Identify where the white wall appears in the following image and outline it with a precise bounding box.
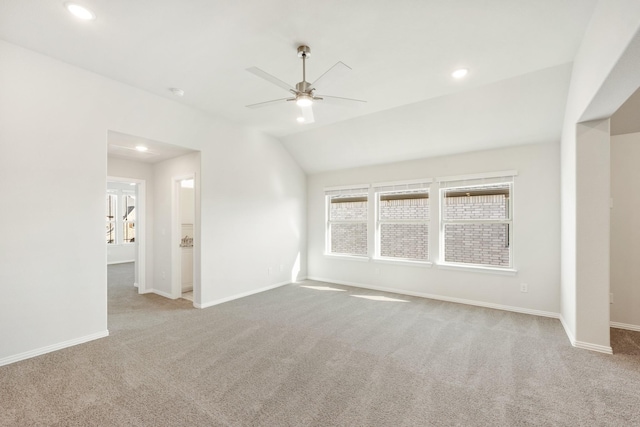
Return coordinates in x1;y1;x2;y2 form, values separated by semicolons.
559;0;640;351
200;126;308;305
180;186;195;225
575;119;611;350
106;244;135;265
107;157;155;282
0;40;306;365
307;143;560;315
610;131;640;329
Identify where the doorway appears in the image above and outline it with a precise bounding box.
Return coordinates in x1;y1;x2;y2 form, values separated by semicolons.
106;177;146;293
609;87;640;333
173;174;196;301
107;130;201;308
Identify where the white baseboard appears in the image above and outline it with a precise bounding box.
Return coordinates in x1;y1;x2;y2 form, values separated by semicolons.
195;280;291;309
148;289;175;299
573;340;613;354
308;277;618;354
611;321;640;332
0;330;109;367
107;260;135;265
306;276;559;319
559;314;613;354
559;314;576;345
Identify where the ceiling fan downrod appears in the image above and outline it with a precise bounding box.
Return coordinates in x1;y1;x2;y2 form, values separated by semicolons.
296;45;312;94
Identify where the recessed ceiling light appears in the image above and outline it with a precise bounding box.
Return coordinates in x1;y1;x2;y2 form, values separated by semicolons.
170;88;185;97
135;146;148;152
64;3;96;20
452;68;469;79
296;117;305;123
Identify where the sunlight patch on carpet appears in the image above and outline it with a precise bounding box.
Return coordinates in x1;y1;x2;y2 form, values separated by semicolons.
351;295;409;302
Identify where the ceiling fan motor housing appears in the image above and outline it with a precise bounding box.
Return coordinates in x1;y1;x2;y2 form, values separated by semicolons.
296;81;312;93
297;45;311;58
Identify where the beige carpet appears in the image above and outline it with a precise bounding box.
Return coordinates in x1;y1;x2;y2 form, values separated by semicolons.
1;262;640;426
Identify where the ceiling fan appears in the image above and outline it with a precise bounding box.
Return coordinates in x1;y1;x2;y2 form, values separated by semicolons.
246;45;366;124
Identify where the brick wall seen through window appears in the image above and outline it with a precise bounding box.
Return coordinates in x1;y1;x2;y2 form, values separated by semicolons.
442;184;511;267
378;193;429;261
329;198;368;256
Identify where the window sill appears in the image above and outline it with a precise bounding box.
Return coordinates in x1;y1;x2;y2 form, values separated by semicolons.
373;257;432;268
437;263;517;276
323;253;370;262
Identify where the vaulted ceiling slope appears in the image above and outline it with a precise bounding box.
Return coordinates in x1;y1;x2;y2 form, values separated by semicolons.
0;1;597;172
283;64;573;173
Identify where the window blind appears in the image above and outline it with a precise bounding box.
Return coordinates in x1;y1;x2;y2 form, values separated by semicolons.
373;179;431;193
438;171;516;189
324;185;370;196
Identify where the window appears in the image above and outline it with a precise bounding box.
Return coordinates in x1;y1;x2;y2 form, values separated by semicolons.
374;181;431;262
325;185;369;256
106;188;136;245
439;173;514;268
106;193;117;244
122;193;136;243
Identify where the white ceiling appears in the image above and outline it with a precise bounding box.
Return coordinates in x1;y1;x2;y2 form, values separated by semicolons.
108;131;196;164
0;0;598;172
283;63;573;173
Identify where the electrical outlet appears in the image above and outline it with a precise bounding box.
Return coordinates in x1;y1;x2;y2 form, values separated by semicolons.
161;271;166;279
267;267;272;276
520;283;528;293
610;293;614;304
279;264;284;272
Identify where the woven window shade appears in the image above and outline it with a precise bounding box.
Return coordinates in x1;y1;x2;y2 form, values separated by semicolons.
438;172;515;189
445;194;506;205
325;185;369;196
380;198;428;206
373;180;431;193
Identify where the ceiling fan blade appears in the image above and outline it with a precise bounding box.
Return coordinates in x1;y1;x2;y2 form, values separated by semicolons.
311;61;352;91
246;67;296;93
301;105;315;124
246;98;291;109
315;95;367;105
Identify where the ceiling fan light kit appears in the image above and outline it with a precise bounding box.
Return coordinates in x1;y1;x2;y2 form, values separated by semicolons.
246;45;366;124
295;94;313;107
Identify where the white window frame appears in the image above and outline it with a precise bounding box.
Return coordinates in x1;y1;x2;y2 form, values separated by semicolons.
324;185;370;259
106;188;136;246
121;192;136;244
106;191;118;245
438;171;516;272
373;179;432;264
